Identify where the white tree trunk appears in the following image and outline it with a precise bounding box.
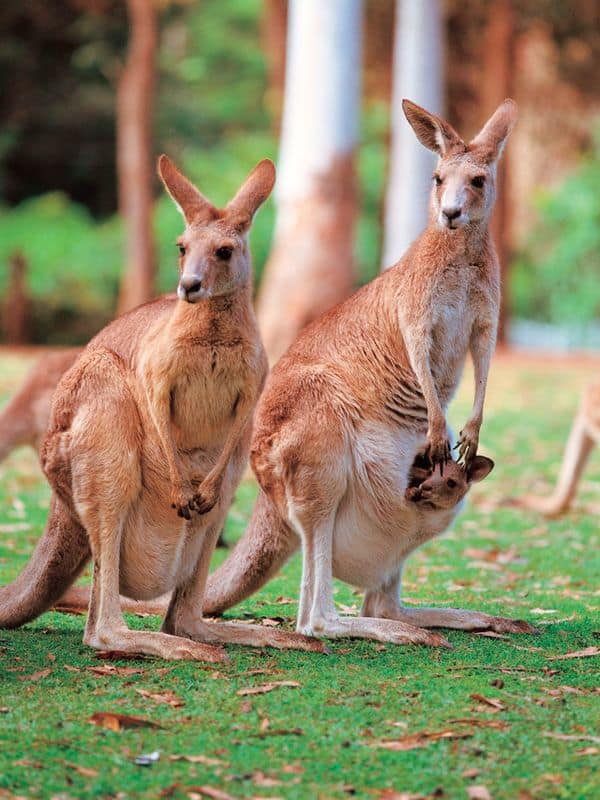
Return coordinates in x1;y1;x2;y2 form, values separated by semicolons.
257;0;362;363
382;0;443;269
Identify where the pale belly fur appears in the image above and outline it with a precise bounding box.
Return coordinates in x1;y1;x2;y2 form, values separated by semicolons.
331;423;460;591
117;434;241;600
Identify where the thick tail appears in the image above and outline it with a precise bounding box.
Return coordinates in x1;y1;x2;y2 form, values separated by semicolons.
0;494;90;628
203;489;300;616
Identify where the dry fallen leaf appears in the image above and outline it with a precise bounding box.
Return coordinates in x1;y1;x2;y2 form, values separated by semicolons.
462;768;481;779
88;665;145;677
13;758;43;769
543;732;600;744
370;729;472;751
88;712;161;732
467;787;492;800
95;649;151;661
547;646;599;661
575;747;598;756
281;764;304;775
64;761;99;778
169;754;227;766
252;770;282;787
236;680;301;696
135;688;185;708
187;787;237;800
448;718;510;731
254;727;304;737
19;668;52;682
469;693;506;712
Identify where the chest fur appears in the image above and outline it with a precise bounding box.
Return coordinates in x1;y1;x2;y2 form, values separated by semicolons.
170;347;248;446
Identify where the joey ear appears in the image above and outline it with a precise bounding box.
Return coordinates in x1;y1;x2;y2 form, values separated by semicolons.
225;159;276;232
469;99;517;163
467;455;495;484
157;155;217;225
402;99;464;156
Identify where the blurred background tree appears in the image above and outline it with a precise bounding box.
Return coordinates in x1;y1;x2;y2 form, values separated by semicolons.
0;0;598;351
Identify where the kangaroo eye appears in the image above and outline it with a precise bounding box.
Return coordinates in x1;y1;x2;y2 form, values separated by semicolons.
177;244;186;256
433;174;443;186
471;176;485;189
216;246;233;261
447;478;457;489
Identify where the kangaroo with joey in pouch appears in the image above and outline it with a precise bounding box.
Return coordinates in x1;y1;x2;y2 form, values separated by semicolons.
198;97;536;646
0;155;324;660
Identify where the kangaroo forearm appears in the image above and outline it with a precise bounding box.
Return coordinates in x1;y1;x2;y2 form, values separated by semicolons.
204;393;255;487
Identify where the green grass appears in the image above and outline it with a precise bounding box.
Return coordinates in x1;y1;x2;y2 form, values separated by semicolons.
0;350;598;799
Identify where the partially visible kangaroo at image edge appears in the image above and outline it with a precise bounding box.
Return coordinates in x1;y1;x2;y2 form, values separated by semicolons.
0;349;81;462
515;378;600;517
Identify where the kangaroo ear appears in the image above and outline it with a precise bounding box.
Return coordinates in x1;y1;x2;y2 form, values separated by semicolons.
469;99;517;164
467;455;495;483
226;159;276;232
157;155;217;225
402;99;464;156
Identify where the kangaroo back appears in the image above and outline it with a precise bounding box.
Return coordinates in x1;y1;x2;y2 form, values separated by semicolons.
0;494;90;628
203;489;299;615
0;349;80;462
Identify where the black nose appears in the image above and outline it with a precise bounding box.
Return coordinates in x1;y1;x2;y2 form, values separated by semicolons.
179;274;202;297
443;207;461;222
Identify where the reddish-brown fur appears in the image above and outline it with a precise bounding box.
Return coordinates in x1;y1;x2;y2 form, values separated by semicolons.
201;99;536;644
55;101;536;643
0;156;324;659
0;349;81;462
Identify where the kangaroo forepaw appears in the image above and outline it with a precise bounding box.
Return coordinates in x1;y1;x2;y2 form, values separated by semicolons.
426;438;451;470
189;479;221;515
456;423;480;468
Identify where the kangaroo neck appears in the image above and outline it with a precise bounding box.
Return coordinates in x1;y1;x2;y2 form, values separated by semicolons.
423;217;491;266
171;282;255;344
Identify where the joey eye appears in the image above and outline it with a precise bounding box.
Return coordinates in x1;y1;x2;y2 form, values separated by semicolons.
433;174;443;186
216;246;233;261
471;176;485;189
446;478;457;489
177;244;186;256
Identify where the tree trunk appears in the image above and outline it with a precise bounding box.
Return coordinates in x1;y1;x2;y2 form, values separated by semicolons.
382;0;443;268
257;0;362;364
3;251;29;344
116;0;158;315
261;0;288;131
482;0;514;346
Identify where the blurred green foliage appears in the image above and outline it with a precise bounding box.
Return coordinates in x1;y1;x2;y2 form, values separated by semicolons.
0;0;389;343
513;126;600;325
